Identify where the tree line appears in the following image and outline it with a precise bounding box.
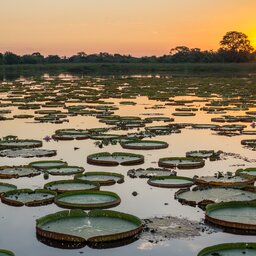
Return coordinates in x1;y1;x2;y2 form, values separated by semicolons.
0;31;255;65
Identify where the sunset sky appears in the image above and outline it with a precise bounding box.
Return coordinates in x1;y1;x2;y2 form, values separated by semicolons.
1;0;256;56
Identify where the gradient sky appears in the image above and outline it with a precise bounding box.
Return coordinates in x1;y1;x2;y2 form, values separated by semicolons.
1;0;256;56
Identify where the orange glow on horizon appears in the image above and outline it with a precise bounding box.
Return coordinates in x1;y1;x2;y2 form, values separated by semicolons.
0;1;256;56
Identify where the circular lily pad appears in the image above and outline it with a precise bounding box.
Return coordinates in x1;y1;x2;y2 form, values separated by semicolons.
127;168;176;178
0;182;17;195
29;160;68;169
175;187;256;207
0;249;15;256
172;112;196;116
241;139;256;147
205;201;256;234
195;175;254;187
46;166;84;176
87;152;144;166
44;180;100;193
236;168;256;180
198;242;256;256
0;139;42;149
148;176;194;188
0;166;41;179
36;209;143;246
0;149;57;158
54;191;121;209
192;124;220;129
1;189;56;207
185;150;216;159
75;172;124;186
158;157;205;169
121;140;168;150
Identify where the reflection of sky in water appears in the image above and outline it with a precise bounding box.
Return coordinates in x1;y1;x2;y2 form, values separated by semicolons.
0;76;255;256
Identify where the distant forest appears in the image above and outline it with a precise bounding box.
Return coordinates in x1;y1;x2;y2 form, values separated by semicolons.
1;31;255;65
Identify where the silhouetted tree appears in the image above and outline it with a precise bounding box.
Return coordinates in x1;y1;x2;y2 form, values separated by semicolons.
45;55;62;63
0;53;3;65
218;31;255;62
4;52;21;64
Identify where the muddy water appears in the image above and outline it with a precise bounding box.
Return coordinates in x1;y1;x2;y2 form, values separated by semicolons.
0;75;255;256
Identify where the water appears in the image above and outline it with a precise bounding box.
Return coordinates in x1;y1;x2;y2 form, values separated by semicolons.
0;74;255;255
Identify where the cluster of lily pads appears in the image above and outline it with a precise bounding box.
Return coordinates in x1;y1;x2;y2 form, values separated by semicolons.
0;75;256;254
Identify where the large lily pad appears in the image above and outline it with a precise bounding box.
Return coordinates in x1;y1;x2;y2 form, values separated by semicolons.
159;157;205;169
29;160;68;169
0;249;15;256
0;139;42;149
54;191;121;209
198;243;256;256
0;182;17;195
148;176;194;188
127;167;176;178
205;201;256;234
36;209;143;246
1;189;56;207
0;149;57;158
75;172;124;186
44;180;100;193
46;166;84;176
0;166;41;179
175;187;256;207
87;152;144;166
121;140;168;150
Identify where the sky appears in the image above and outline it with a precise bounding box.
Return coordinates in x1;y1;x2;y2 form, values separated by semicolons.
0;0;256;56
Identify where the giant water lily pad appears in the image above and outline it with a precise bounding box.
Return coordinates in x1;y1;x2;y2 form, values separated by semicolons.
54;191;121;209
1;189;56;207
44;180;100;193
87;152;144;166
46;166;84;176
175;187;256;207
159;157;205;169
0;139;42;149
36;209;143;246
121;140;168;150
0;149;57;158
195;175;254;187
75;172;124;186
241;139;256;148
185;150;217;159
198;243;256;256
148;176;194;188
0;166;41;179
29;160;68;169
127;168;176;178
236;168;256;180
205;201;256;234
0;182;17;195
0;249;15;256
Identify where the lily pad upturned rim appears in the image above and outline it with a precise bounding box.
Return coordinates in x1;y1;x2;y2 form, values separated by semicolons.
44;179;100;193
0;182;17;195
175;186;256;208
205;201;256;234
0;139;42;149
0;165;41;179
54;190;121;209
46;166;85;176
87;152;144;166
158;157;205;169
36;209;143;245
147;176;194;188
1;188;57;207
29;160;68;169
0;249;15;256
197;242;256;256
195;176;255;187
120;140;169;150
74;172;124;185
236;168;256;180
